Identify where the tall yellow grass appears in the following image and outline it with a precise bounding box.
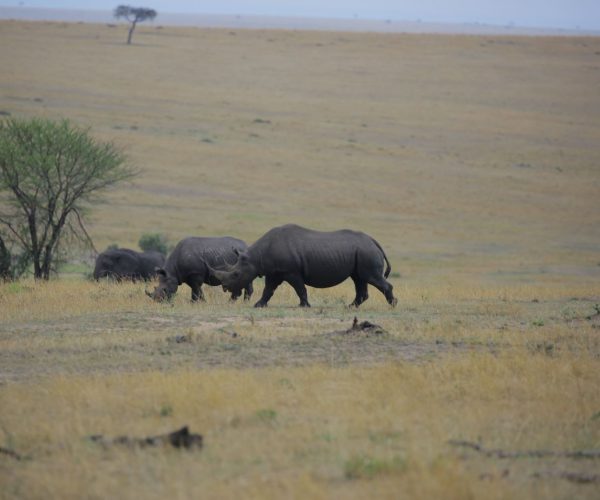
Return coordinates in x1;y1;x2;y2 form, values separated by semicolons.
1;354;598;499
1;278;599;498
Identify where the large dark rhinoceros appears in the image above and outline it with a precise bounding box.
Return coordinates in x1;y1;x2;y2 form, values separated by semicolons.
208;224;397;308
147;236;253;302
94;248;165;282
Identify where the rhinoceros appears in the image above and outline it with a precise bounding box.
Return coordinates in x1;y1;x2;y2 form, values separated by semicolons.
93;248;165;282
147;236;253;302
208;224;397;308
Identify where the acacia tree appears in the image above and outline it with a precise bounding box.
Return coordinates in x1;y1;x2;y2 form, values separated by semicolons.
114;5;157;45
0;118;137;280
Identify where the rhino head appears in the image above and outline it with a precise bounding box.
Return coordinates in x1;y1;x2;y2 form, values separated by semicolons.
146;268;178;301
208;249;257;292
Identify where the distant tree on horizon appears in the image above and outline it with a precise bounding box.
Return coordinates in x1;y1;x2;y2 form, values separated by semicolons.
114;5;157;45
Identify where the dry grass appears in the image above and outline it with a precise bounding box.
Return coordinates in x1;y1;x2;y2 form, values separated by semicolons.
1;354;598;499
1;280;599;498
1;20;600;499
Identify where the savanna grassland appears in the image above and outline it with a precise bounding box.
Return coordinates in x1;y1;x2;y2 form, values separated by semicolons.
0;19;599;499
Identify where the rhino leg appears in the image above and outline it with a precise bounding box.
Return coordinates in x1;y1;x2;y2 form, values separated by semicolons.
284;273;310;307
367;275;397;307
243;282;254;301
190;282;205;302
350;278;368;307
254;274;283;308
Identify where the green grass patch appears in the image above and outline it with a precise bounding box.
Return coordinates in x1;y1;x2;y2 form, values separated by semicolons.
344;454;406;479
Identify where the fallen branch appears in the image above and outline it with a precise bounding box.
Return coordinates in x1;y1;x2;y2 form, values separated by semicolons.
349;317;386;334
449;440;600;459
0;446;24;461
323;317;388;338
533;470;600;484
89;425;203;450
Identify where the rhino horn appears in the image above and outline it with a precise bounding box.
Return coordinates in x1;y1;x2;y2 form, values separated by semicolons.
206;262;231;281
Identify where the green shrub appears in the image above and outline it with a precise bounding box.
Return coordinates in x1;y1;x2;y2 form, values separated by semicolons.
138;233;169;255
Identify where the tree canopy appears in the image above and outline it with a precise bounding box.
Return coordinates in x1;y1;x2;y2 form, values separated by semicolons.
114;5;157;44
0;118;137;280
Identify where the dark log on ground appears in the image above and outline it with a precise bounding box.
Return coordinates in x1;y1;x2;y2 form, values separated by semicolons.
0;446;24;461
89;426;203;450
449;439;600;459
533;470;600;484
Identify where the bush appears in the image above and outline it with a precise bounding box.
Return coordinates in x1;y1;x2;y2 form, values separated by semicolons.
138;233;168;255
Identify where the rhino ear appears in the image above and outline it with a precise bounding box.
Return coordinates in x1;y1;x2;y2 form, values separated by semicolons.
233;248;249;262
155;267;167;277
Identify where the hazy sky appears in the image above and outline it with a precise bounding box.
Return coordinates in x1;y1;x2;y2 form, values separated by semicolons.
1;1;598;30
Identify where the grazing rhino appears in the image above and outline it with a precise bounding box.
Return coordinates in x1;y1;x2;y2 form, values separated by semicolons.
94;248;165;282
147;236;253;302
208;224;397;308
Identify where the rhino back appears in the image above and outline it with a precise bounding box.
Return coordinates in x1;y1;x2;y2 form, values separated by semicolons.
94;248;143;279
250;225;383;287
166;237;248;283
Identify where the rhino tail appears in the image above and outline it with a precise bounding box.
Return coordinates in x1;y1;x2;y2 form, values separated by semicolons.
370;237;392;278
383;253;392;278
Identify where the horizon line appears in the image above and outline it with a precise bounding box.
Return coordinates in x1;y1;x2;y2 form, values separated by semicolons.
1;6;599;36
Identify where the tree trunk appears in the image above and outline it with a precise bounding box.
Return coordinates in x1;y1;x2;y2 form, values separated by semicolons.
27;208;43;279
127;21;137;44
33;254;42;279
0;235;10;280
39;217;67;280
41;245;52;280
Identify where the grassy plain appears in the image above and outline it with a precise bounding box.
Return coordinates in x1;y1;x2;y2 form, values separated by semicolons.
0;20;599;499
